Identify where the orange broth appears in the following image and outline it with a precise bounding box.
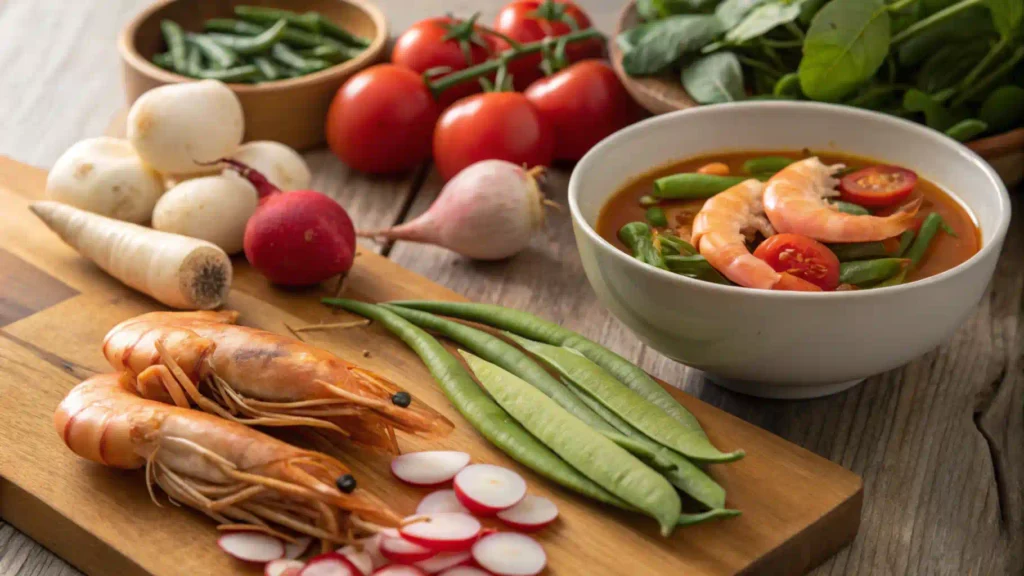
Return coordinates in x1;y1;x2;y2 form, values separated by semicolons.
596;150;980;284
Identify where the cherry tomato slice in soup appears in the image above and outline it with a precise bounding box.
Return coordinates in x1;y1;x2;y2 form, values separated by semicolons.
753;233;841;291
839;165;918;208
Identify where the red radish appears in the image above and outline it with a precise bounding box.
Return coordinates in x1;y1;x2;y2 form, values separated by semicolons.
373;566;429;576
380;534;438;564
471;533;546;576
438;567;492;576
417;490;471;515
453;465;527;515
217;532;285;563
300;553;358;576
399;513;481;552
495;496;558;532
391;451;471;486
337;546;375;575
285;536;314;559
221;159;356;287
413;551;472;574
358;160;550;261
267;559;307;576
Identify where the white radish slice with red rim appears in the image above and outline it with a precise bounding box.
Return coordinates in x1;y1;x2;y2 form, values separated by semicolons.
495;495;558;532
380;533;438;564
452;464;527;515
438;567;492;576
300;553;358;576
267;559;306;576
218;532;285;563
373;566;428;575
336;546;374;575
471;533;546;576
413;551;472;574
399;513;481;552
417;490;471;515
391;451;471;486
285;536;313;559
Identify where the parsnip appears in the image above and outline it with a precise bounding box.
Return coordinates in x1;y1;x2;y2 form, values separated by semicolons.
30;201;232;310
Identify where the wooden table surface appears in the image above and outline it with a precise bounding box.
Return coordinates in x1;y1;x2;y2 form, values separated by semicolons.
0;1;1020;575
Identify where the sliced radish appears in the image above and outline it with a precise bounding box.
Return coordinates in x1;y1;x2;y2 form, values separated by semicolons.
380;534;438;564
341;535;387;571
285;536;314;559
337;547;374;575
300;553;357;576
267;559;306;576
413;551;472;574
453;465;527;515
438;567;492;576
495;496;558;532
218;532;285;563
373;566;428;575
471;533;546;576
417;490;471;515
391;451;471;486
399;513;481;552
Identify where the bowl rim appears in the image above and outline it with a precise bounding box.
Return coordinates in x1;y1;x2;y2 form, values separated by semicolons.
117;0;389;93
568;100;1012;301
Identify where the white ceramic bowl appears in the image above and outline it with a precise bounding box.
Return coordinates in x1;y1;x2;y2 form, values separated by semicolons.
569;102;1011;399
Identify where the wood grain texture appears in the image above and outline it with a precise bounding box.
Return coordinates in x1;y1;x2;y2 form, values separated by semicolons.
0;158;861;576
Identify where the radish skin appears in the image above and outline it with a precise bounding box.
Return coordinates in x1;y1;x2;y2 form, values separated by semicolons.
46;137;164;224
232;141;312;191
30;201;232;309
128;80;244;175
359;161;548;260
152;173;258;254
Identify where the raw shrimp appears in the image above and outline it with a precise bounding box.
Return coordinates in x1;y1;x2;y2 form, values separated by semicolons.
55;373;401;549
103;310;453;452
763;157;920;243
690;179;785;290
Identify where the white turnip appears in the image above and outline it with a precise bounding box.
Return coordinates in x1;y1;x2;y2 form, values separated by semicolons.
152;173;258;254
46;137;164;223
128;80;244;175
232;141;311;191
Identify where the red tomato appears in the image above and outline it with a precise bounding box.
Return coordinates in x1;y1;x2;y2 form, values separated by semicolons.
774;273;823;292
524;61;639;161
753;233;841;291
325;65;440;175
433;92;554;181
839;165;918;208
392;16;498;107
493;0;604;90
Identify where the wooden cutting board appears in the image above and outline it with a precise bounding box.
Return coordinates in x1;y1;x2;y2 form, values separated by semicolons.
0;156;862;576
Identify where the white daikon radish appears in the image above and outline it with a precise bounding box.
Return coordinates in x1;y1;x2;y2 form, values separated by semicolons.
232;141;311;191
46;137;164;223
128;80;244;175
30;201;232;310
152;172;258;254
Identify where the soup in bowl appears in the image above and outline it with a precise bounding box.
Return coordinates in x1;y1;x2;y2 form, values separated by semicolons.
568;102;1010;399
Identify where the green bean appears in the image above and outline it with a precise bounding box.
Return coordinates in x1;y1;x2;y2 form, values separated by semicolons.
507;335;743;464
618;222;666;269
317;14;371;48
742;156;793;176
320;299;631;510
248;56;278;81
206;19;287;55
838;258;908;286
830;200;871;216
389;301;711;436
235;5;320;32
645;206;668;228
826;241;890;262
300;44;359;63
204;18;263;35
281;27;335;49
194;64;260;82
664;254;731;285
905;212;943;268
895;229;915;257
271;43;330;73
160;20;188;73
187;33;239;68
461;351;681;536
657;234;696;256
152;52;174;70
653;174;746;200
205;17;326;49
379;305;727;510
638;195;659;207
678;508;742;526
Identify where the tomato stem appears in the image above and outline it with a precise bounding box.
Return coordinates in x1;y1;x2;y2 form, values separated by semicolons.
427;27;604;97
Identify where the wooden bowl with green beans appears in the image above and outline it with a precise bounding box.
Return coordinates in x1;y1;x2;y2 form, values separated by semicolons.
119;0;387;150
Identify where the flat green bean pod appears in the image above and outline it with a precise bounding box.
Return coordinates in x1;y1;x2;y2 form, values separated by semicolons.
389;300;710;435
206;19;288;55
187;33;239;68
619;222;666;269
507;335;743;464
461;351;681;536
160;20;188;73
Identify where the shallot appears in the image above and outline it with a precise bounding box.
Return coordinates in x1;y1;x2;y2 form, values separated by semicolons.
359;160;551;260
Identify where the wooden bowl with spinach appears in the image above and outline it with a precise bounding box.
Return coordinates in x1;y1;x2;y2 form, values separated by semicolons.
610;0;1024;185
